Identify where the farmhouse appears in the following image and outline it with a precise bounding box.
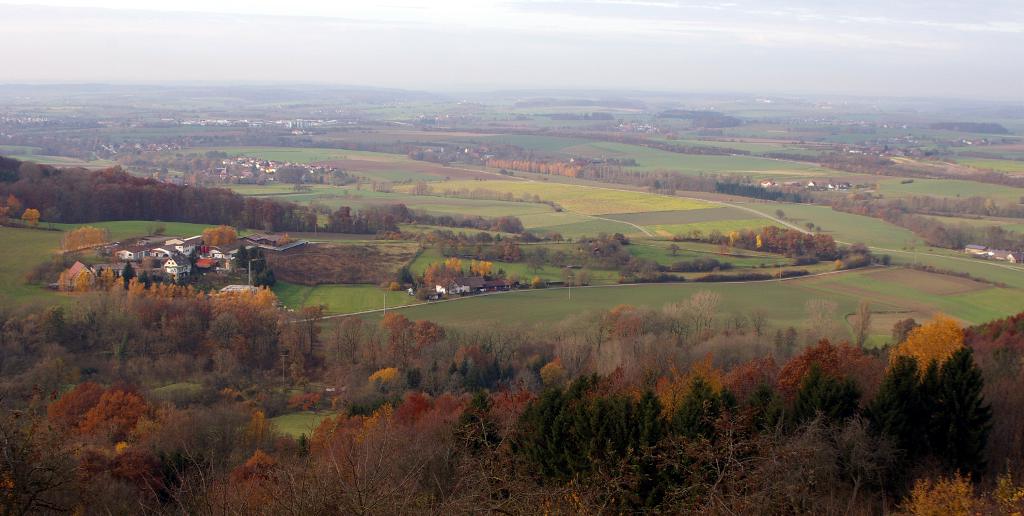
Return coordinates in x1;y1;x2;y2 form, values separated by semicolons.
435;277;513;295
60;261;95;290
435;276;485;295
965;244;989;256
242;233;309;251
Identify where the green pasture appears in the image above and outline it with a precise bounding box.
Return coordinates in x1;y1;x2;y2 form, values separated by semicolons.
560;141;819;176
0;226;66;305
273;282;416;314
270;411;338;438
426;180;712;215
627;241;790;268
50;220;232;241
877;178;1024;203
746;203;923;249
957;158;1024;174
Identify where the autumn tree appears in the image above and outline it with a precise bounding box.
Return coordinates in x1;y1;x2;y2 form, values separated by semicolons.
890;314;963;371
61;226;110;251
78;389;149;441
21;207;40;227
47;382;105;431
381;313;415;367
902;473;980;516
469;259;493;277
412;320;445;351
202;225;238;246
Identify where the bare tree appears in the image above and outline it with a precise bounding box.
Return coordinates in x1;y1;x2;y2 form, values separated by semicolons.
851;300;872;348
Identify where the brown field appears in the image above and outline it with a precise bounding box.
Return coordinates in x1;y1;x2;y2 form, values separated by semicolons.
866;268;989;296
266;242;419;285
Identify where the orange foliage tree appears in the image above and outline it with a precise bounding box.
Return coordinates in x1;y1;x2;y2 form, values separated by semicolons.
78;389;149;441
413;320;445;351
202;225;238;246
382;313;415;366
47;382;105;431
776;339;881;400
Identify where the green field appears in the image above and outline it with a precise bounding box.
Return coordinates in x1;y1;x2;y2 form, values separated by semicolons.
270;411;337;438
422;180;713;215
746;203;923;249
877;178;1024;203
559;141;819;176
385;272;866;328
408;247;619;285
273;282;416;314
0;226;67;304
383;267;1023;339
957;158;1024;174
51;220;232;241
627;241;790;268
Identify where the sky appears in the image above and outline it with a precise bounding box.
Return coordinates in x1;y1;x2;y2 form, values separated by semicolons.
0;0;1022;100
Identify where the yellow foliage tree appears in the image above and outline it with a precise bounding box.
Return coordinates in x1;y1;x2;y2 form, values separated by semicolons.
902;473;979;516
530;276;544;289
444;257;463;274
889;314;963;370
73;269;95;292
21;208;40;227
202;225;239;247
368;367;399;384
755;234;763;249
656;354;724;416
62;226;110;251
539;358;566;387
470;260;493;277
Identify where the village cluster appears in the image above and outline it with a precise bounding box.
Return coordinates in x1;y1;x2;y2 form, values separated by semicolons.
213;157;339;183
759;179;854;191
56;233;307;291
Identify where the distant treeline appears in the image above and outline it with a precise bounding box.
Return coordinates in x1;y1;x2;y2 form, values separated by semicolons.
0;157;522;235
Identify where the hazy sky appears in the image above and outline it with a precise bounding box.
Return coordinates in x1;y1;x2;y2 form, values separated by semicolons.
0;0;1022;99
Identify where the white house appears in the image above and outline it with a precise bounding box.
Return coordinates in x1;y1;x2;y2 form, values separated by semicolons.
115;245;149;262
149;247;173;259
163;254;192;280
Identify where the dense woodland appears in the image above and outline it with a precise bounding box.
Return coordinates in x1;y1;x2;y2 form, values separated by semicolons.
0;158;523;236
2;277;1023;513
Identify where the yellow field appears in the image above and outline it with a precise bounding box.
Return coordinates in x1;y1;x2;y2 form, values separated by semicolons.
415;180;712;215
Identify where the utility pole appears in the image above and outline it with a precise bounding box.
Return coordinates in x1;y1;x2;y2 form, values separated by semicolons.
248;257;265;286
383;291;387;316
